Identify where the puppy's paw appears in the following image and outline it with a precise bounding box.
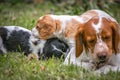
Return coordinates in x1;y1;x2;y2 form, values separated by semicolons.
27;53;39;61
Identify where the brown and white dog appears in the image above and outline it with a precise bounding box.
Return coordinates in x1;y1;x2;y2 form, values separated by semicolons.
32;9;120;74
32;14;83;58
65;10;120;74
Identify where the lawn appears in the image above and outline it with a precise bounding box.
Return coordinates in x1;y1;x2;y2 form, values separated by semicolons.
0;2;120;80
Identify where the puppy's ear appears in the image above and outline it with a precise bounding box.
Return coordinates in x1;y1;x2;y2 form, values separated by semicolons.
36;15;56;39
110;21;120;54
75;24;84;57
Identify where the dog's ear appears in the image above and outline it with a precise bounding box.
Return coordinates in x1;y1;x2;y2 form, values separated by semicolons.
75;24;84;57
36;15;56;39
110;21;120;54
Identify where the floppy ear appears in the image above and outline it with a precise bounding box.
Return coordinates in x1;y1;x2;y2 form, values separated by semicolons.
110;22;120;54
75;24;84;57
36;15;56;39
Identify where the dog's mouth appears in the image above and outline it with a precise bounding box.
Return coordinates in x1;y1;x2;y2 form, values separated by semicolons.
99;59;107;64
92;59;108;70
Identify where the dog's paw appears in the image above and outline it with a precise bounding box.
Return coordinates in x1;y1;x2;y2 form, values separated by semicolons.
27;53;39;61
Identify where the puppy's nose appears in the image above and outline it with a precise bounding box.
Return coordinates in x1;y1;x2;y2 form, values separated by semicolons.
97;53;107;61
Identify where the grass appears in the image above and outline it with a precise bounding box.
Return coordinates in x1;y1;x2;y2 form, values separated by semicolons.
0;2;120;80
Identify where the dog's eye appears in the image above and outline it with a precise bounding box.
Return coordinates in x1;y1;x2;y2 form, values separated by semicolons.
36;26;39;29
36;26;42;30
32;41;38;45
88;39;95;44
104;36;111;41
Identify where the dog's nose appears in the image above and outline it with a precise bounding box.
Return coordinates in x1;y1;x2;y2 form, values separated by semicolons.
97;53;107;61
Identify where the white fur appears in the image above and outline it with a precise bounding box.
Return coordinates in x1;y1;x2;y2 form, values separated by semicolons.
31;27;39;38
52;44;64;53
5;26;31;39
64;47;93;70
29;35;46;54
31;27;47;54
0;37;7;53
50;15;83;26
92;17;102;34
79;9;117;23
5;26;31;32
95;10;117;22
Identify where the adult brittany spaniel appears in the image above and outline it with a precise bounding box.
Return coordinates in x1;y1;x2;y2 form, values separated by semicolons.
65;10;120;74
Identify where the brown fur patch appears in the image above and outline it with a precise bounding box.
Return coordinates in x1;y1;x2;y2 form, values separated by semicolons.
109;20;120;54
80;10;98;22
36;15;56;39
55;20;61;32
75;24;84;57
64;19;81;38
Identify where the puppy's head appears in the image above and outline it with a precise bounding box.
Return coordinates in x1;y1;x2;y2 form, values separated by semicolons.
35;15;61;39
30;35;45;58
42;38;69;59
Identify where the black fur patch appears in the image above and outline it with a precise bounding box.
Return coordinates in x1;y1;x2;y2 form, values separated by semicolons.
3;29;31;55
0;27;8;40
42;38;69;59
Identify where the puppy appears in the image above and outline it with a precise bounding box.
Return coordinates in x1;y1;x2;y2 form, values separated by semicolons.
0;26;43;56
40;38;69;59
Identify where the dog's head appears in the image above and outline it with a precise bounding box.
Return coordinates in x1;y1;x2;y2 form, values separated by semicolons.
75;17;120;64
35;15;61;39
42;38;69;59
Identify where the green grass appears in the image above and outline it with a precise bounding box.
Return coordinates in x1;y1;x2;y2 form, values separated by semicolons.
0;2;120;80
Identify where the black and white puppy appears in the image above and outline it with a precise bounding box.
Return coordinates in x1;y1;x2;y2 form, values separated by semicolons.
0;26;43;56
0;26;69;59
41;38;69;59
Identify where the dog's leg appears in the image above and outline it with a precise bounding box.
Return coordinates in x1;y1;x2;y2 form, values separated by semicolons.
64;47;76;65
64;47;94;70
63;39;82;65
94;64;120;74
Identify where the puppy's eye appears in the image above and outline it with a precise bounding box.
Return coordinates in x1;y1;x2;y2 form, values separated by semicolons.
36;26;41;30
32;40;40;45
32;41;38;45
36;26;39;29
